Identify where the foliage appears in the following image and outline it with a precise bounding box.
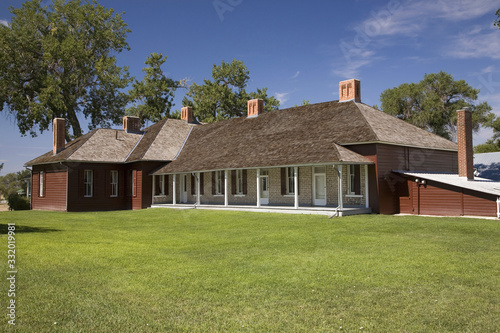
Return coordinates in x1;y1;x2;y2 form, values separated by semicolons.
0;0;132;141
294;99;310;107
0;163;3;173
380;71;493;140
127;53;183;125
2;210;500;331
7;193;30;210
183;59;279;123
0;169;30;198
495;9;500;28
474;141;500;153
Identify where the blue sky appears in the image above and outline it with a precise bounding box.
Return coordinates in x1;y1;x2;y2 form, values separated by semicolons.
1;0;499;174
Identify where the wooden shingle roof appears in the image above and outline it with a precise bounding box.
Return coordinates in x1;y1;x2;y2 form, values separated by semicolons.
155;100;457;174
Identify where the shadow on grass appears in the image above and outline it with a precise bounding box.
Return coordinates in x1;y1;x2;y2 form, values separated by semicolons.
0;224;60;234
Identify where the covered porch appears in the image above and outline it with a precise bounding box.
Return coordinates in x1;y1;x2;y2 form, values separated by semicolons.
152;164;373;217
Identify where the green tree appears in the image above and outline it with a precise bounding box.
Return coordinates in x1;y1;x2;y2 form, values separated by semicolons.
380;71;493;140
0;169;30;198
127;53;183;125
0;0;132;142
293;100;310;107
0;163;3;173
183;59;279;123
474;141;500;153
494;9;500;28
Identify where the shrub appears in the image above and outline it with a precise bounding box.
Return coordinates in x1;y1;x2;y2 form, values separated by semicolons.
7;193;30;211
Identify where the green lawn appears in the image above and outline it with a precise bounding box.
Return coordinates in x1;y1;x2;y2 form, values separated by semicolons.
1;209;499;332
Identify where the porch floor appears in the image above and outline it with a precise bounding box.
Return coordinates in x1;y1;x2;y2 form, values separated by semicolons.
150;203;372;217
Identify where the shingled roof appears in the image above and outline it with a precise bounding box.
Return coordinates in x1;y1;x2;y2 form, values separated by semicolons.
25;118;197;166
155;100;456;174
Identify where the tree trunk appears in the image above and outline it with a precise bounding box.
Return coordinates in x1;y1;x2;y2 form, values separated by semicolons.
66;107;82;142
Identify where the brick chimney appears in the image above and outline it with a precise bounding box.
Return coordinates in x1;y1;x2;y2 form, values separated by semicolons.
122;116;141;133
53;118;66;155
457;107;474;180
339;79;361;103
247;99;264;117
181;106;194;123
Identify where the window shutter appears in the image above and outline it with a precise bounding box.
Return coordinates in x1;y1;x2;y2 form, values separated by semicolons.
165;175;169;195
191;174;195;195
212;171;216;195
200;173;204;195
231;170;236;195
354;165;361;195
243;170;247;195
281;168;286;195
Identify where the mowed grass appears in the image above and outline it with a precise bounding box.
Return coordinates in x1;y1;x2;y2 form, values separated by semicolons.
1;209;499;332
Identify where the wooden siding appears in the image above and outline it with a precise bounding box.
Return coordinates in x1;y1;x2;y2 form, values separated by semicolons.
32;164;67;211
398;178;498;217
349;143;458;215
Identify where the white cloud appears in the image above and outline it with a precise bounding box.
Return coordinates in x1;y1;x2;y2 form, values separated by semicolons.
481;66;496;74
291;71;300;79
0;19;8;27
333;59;372;79
275;92;290;104
446;28;500;59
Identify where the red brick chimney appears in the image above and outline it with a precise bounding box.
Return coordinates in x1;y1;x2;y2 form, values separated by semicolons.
53;118;65;155
457;107;474;180
122;116;141;133
247;99;264;117
181;106;194;123
339;79;361;103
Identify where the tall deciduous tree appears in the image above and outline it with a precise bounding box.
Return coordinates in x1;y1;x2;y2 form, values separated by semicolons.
380;71;493;140
0;0;132;141
183;59;279;123
127;53;182;125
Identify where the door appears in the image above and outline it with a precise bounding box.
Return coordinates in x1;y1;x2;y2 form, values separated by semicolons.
260;170;269;205
180;174;188;203
313;167;327;206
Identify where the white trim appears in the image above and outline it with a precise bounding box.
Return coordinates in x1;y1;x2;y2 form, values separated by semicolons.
84;169;93;198
346;195;363;198
497;197;500;219
110;170;119;197
256;168;261;208
172;174;176;205
123;132;145;162
294;166;299;209
365;164;369;208
224;170;228;207
173;126;194;160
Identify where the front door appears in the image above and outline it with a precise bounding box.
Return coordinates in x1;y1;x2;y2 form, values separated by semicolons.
180;174;188;203
313;167;327;206
260;170;269;205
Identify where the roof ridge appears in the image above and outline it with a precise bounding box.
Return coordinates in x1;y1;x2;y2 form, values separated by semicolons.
132;118;168;161
65;129;98;161
353;102;382;142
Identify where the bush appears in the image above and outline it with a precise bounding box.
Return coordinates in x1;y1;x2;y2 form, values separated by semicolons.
7;194;30;211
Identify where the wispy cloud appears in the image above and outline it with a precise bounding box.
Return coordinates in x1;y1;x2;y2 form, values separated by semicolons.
445;28;500;59
481;65;496;74
0;19;8;27
290;71;300;80
275;92;290;104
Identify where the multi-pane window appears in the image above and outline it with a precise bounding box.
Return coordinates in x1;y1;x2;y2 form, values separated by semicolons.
84;170;93;197
39;171;44;197
348;165;361;195
215;170;223;195
236;169;243;195
286;167;295;195
110;170;118;197
155;175;165;196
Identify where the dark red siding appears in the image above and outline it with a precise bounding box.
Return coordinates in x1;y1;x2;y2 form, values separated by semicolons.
32;164;67;211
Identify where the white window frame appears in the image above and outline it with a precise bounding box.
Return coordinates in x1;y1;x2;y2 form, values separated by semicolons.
110;170;118;197
215;170;223;195
39;171;44;197
155;175;165;196
286;167;295;195
84;170;93;198
236;169;243;195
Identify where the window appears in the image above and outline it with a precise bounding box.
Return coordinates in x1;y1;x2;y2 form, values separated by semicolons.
131;170;137;197
39;171;44;197
348;165;361;195
286;167;295;195
155;175;165;196
84;170;93;197
236;170;243;194
215;170;223;195
110;170;118;197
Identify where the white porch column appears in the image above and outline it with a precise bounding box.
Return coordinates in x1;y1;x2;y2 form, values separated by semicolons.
294;166;299;209
337;165;343;216
364;165;369;208
256;168;261;208
196;172;201;206
224;170;228;207
172;174;177;205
